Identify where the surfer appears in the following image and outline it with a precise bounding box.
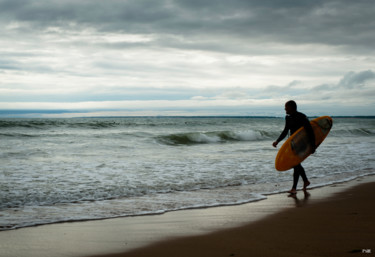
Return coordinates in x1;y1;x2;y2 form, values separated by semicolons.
272;100;316;194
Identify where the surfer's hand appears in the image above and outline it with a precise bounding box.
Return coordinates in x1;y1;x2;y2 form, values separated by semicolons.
272;141;278;148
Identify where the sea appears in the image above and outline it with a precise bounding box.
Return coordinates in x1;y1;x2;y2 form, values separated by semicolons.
1;116;374;231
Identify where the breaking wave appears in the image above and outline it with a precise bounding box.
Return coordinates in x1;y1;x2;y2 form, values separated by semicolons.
157;130;265;145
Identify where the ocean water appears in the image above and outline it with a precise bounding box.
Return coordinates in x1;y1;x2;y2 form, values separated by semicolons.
0;117;374;230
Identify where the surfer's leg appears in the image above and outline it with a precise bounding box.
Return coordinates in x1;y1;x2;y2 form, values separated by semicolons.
291;164;309;193
292;170;299;189
291;165;300;193
299;164;308;182
298;164;310;190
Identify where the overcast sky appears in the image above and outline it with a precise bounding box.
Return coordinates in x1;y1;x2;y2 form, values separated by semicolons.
0;0;374;117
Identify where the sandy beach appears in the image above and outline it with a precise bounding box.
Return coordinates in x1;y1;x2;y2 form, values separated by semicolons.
1;175;374;257
91;176;375;257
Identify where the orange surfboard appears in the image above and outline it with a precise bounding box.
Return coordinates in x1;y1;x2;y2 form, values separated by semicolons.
275;116;333;171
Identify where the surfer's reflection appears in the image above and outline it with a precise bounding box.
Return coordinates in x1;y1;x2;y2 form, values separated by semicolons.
288;190;311;207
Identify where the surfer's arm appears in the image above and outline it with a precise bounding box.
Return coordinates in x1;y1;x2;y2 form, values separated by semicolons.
273;123;289;147
303;119;316;153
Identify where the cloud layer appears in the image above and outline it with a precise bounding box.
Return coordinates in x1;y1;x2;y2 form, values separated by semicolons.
0;0;374;117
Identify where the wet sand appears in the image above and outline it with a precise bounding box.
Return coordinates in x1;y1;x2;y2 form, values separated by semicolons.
1;176;374;257
91;176;375;257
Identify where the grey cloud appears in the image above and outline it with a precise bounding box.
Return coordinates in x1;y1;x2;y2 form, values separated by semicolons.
1;0;374;116
0;59;21;70
337;70;375;89
1;0;374;52
261;70;375;103
0;57;54;73
0;0;174;30
313;84;335;92
312;70;375;104
263;80;303;93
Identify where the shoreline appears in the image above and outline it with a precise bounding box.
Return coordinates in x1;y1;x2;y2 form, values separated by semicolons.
3;174;373;233
1;175;374;257
94;175;375;257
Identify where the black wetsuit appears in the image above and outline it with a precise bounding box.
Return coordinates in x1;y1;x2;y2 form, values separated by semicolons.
276;111;315;189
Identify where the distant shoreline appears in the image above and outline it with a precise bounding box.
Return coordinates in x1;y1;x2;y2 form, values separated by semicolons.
1;112;374;119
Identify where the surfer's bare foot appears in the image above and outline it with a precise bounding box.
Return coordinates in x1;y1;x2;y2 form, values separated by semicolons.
288;189;297;194
303;181;310;191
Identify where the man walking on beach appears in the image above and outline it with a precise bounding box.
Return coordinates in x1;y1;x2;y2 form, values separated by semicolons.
272;100;316;194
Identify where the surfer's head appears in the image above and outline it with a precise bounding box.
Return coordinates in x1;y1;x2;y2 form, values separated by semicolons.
285;100;297;114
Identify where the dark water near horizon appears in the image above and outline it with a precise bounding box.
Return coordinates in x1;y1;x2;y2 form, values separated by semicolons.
0;117;374;230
